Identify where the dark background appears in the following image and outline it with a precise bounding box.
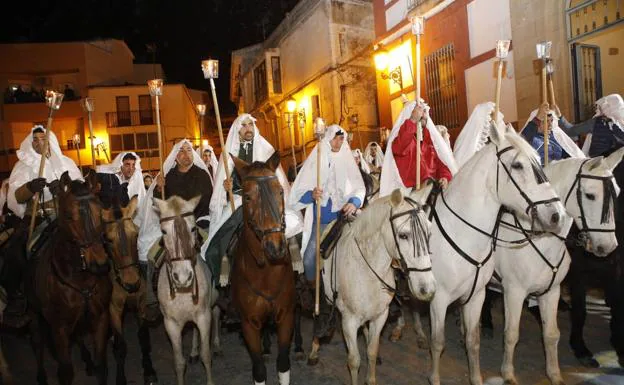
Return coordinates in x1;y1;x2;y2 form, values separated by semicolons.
0;0;301;114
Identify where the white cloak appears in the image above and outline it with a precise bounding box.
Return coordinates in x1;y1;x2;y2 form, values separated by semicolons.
363;142;384;169
96;151;147;206
522;109;586;159
453;102;505;169
379;101;458;197
288;124;365;254
352;149;371;174
8;126;82;218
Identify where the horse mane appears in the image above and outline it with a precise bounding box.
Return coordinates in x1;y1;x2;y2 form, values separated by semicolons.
69;180;91;197
503;129;542;168
343;195;392;239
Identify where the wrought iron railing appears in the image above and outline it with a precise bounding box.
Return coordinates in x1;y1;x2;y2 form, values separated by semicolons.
105;110;160;128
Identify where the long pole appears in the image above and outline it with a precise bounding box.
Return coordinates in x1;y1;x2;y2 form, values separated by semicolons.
314;135;322;316
87;111;96;167
548;75;556;109
28;110;55;241
415;34;422;190
288;116;297;176
155;94;165;199
494;58;504;121
75;144;81;170
541;64;549;166
209;78;236;212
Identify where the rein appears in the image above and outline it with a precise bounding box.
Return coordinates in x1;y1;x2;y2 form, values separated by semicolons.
160;211;199;305
103;216;141;293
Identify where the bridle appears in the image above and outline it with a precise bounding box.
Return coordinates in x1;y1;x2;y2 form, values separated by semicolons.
67;193;101;272
103;215;141;293
564;158;617;236
389;196;431;273
243;174;286;243
160;211;199;305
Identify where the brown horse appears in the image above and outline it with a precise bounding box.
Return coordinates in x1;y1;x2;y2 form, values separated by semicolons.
25;171;112;385
101;195;158;385
230;152;295;385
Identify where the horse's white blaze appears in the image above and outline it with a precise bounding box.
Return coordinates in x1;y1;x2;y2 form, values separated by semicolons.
428;123;568;385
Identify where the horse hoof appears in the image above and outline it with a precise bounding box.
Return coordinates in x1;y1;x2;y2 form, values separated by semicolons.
481;327;494;340
188;355;200;365
577;355;600;368
416;337;429;350
503;378;518;385
144;375;158;385
294;351;306;361
307;356;319;366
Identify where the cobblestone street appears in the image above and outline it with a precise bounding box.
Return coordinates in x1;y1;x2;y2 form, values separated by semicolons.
2;294;623;384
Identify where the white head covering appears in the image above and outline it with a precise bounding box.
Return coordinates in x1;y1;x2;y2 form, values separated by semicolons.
352;149;371;174
289;124;365;253
522;109;586;159
583;93;624;155
196;144;218;182
436;125;451;148
363;141;384;168
8;125;82;218
453;102;505;169
379;100;458;197
203;113;303;257
163;139;209;176
96;151;146;204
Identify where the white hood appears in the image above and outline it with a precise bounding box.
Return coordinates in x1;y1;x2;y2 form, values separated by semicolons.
96;151;146;204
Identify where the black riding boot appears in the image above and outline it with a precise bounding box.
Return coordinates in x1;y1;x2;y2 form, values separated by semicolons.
312;279;335;339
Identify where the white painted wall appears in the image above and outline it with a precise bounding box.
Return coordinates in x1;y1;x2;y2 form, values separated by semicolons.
466;0;512;59
464;51;518;123
386;0;407;31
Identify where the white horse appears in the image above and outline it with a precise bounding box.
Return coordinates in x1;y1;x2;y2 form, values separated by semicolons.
153;196;218;385
428;123;567;385
492;149;624;385
309;186;436;385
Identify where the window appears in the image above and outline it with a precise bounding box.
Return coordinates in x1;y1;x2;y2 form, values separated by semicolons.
311;95;321;121
254;62;267;105
116;96;131;126
424;43;460;129
138;95;153;125
110;132;160;161
271;57;282;94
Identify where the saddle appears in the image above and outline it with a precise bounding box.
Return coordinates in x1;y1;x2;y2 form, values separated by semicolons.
319;212;353;260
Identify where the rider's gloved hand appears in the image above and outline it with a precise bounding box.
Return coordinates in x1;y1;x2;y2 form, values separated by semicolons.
48;179;61;195
27;178;47;194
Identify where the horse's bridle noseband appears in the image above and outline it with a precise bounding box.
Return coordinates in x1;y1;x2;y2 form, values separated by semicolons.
389;196;432;273
243;174;286;243
103;216;141;292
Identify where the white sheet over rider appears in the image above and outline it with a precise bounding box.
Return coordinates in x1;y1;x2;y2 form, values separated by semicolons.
379;100;458;197
363;141;384;168
581;93;624;155
453;102;505;169
97;151;147;207
521;109;586;159
289;124;365;255
352;149;371;174
8;125;83;218
195;144;218;183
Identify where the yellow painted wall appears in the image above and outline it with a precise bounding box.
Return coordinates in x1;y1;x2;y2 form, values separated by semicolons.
579;26;624;97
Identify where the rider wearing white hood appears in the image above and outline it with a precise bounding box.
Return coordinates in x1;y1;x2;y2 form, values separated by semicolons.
198;144;218;184
572;93;624;157
453;102;506;169
96;151;147;205
379;100;457;197
289;124;365;281
363;142;384;172
8;125;82;219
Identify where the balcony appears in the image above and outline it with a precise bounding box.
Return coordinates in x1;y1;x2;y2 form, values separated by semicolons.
105;110;160;128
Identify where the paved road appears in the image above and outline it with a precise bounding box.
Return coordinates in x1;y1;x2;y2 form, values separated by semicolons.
2;294;623;384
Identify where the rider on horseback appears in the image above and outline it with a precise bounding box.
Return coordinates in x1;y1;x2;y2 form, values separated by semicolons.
289;125;365;336
97;151;147;207
363;141;384;174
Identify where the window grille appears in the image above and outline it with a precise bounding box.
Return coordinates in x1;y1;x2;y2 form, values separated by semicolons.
424;43;460;129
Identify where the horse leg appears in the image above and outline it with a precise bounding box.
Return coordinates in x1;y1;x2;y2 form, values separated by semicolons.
462;289;486;385
389;307;405;342
78;338;95;376
413;309;429;349
276;308;294;385
189;328;200;364
111;304;127;385
365;308;389;385
211;304;222;356
0;336;13;385
568;261;596;367
481;289;494;339
138;320;158;385
196;313;214;385
164;318;186;385
342;313;361;385
293;303;305;360
29;314;47;385
538;286;565;385
262;325;272;358
92;310;110;385
429;295;449;385
307;336;321;366
50;327;74;385
500;288;526;385
241;319;267;385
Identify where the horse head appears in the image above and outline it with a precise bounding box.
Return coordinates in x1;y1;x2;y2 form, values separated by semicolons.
231;151;287;265
548;147;624;256
386;185;436;301
153;195;200;290
102;195;141;293
488;123;567;232
57;170;110;275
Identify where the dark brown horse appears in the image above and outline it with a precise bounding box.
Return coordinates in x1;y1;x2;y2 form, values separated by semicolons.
230;152;295;385
101;195;158;385
25;171;112;385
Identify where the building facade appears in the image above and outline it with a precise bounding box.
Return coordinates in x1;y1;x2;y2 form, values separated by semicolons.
231;0;379;171
0;39;211;176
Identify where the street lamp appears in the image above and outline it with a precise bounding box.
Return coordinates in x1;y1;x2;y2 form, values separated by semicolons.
374;46;403;89
92;137;110;163
148;78;165;197
196;103;206;148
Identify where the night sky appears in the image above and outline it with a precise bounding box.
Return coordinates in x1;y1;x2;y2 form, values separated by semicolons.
1;0;301;114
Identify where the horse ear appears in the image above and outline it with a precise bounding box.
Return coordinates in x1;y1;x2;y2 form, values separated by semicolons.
266;151;281;172
125;195;139;218
586;156;604;171
390;188;404;208
409;181;434;206
84;168;99;193
604;146;624;172
188;195;201;212
60;171;72;192
230;154;249;179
